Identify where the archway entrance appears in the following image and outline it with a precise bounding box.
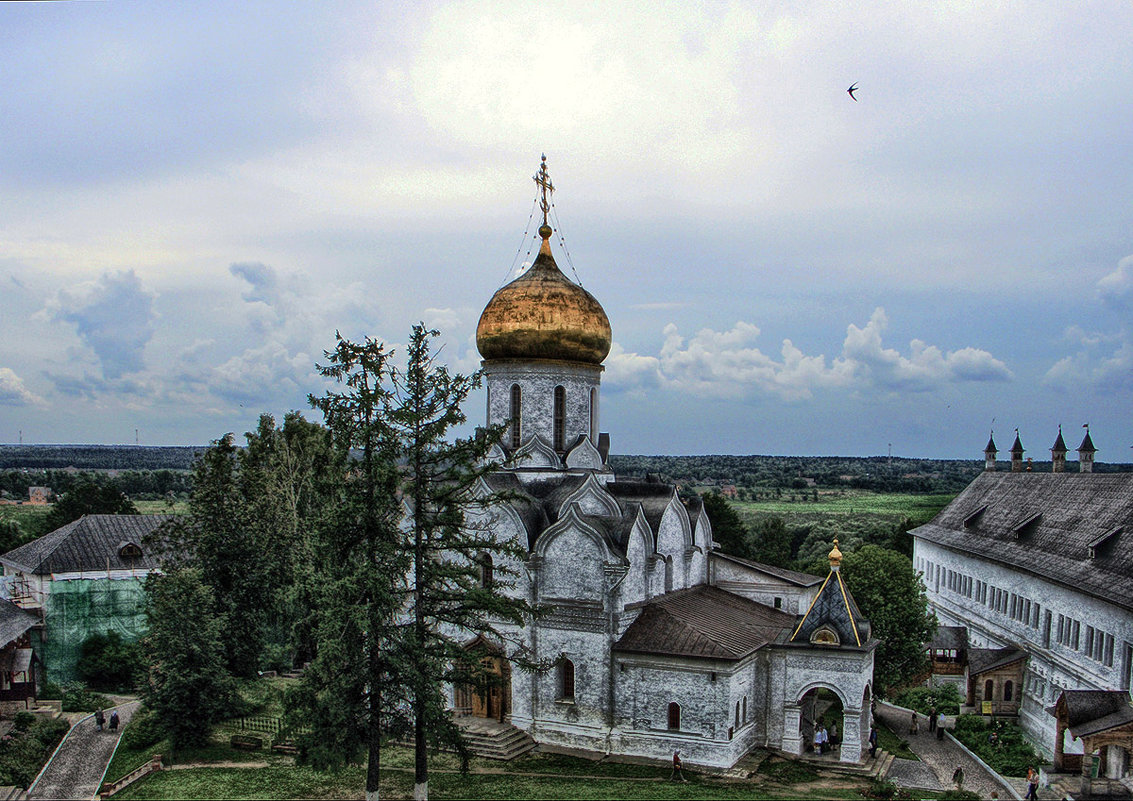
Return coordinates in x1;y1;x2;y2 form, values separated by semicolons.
454;640;512;723
799;687;845;757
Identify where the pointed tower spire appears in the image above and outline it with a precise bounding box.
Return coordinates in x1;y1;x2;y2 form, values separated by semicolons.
984;430;998;472
1078;424;1096;473
1052;424;1068;473
1010;429;1025;473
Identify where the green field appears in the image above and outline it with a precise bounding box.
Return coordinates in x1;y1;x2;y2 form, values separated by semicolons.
730;489;954;519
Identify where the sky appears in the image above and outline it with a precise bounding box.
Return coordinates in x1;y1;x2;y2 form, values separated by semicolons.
1;1;1131;460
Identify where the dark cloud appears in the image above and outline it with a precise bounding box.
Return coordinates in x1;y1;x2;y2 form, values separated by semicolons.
49;270;155;379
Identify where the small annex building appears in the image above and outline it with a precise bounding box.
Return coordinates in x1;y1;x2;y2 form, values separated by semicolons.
0;598;41;715
452;159;877;768
0;514;171;683
911;431;1133;776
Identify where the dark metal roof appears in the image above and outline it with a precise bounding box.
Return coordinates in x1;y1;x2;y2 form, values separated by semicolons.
788;567;872;648
615;585;795;660
0;514;173;575
711;552;823;587
968;646;1027;675
0;598;38;646
481;473;550;550
1052;427;1068;453
1079;430;1096;453
606;481;674;532
910;473;1133;612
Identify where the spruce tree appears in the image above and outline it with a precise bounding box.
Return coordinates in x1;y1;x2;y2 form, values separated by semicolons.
293;334;410;801
389;325;543;801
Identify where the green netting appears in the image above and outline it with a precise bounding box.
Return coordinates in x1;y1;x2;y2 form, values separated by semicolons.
42;578;147;684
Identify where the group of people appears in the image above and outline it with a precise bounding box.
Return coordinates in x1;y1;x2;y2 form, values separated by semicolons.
907;706;948;740
94;708;119;732
811;720;838;755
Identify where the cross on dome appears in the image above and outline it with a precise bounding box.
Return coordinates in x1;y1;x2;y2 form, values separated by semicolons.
533;154;555;236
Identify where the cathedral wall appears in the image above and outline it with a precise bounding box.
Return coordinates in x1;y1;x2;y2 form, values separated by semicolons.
709;557;814;615
484;361;601;450
914;537;1133;757
608;653;760;768
527;626;611;751
540;529;607;603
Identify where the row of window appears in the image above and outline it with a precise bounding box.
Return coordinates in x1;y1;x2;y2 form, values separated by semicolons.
506;384;597;451
920;557;1116;667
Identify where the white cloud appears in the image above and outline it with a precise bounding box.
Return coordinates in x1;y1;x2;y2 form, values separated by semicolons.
610;308;1011;400
0;367;44;406
1097;255;1133;310
46;270;156;379
1046;256;1133;391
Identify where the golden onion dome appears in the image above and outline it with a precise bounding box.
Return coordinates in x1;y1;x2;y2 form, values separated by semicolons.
828;538;843;567
476;229;612;365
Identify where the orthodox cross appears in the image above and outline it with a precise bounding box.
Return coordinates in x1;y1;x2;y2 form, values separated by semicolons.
533;154;554;228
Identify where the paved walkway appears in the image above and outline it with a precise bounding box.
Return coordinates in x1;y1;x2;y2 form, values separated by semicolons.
29;700;139;801
876;701;1011;799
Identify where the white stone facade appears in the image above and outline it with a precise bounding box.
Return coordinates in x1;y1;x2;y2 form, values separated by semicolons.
484;360;601;452
914;538;1133;758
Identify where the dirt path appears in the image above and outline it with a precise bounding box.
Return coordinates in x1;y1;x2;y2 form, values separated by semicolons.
28;700;139;800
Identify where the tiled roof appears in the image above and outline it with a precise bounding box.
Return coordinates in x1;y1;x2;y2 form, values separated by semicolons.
0;514;173;575
0;598;38;646
968;646;1026;675
711;552;823;587
910;473;1133;611
615;585;795;660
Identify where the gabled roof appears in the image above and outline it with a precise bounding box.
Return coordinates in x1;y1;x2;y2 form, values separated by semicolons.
1054;690;1133;739
711;552;823;587
929;625;968;651
910;473;1133;611
615;585;794;660
0;598;39;646
788;566;871;648
0;514;173;575
968;646;1026;675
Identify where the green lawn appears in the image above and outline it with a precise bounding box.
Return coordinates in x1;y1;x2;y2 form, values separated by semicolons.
732;490;954;519
874;721;918;761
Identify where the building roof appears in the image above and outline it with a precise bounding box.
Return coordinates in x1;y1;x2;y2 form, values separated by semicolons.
1079;429;1096;453
0;598;39;646
1051;427;1068;453
968;646;1027;675
910;472;1133;612
615;585;795;661
0;514;173;575
1054;690;1133;739
711;552;824;587
606;481;674;532
929;625;968;651
788;565;872;648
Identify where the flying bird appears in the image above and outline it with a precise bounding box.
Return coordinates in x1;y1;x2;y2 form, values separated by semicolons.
847;83;859;101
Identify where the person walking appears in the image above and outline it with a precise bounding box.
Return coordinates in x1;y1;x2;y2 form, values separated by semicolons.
94;709;105;732
909;710;919;735
1025;766;1040;800
669;750;687;782
829;720;838;749
868;725;878;758
109;710;119;732
952;765;965;790
928;706;938;733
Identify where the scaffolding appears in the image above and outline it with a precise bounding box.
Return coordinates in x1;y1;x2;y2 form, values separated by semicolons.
42;577;148;684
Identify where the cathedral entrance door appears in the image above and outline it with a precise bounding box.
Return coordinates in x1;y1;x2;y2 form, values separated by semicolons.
456;645;512;723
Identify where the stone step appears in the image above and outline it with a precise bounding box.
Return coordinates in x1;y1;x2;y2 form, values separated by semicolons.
458;723;536;761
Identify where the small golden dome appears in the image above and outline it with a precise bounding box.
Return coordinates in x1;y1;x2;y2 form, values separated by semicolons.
828;538;843;567
476;235;612;365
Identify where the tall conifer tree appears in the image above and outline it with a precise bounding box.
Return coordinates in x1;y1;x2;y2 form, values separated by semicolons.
389;325;543;801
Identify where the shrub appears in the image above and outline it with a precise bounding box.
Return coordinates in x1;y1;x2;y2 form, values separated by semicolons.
12;713;34;732
951;714;1044;777
75;631;143;691
890;683;962;715
0;716;69;788
59;682;112;713
120;707;165;752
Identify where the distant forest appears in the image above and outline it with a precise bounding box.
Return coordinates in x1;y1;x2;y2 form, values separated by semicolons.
1;445;1128;499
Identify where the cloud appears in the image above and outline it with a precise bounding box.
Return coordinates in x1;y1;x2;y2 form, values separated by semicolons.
230;262;280;305
1046;256;1133;391
610;308;1011;400
47;270;156;379
0;367;43;406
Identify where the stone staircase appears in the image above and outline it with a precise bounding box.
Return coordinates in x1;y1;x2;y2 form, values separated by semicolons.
455;718;536;761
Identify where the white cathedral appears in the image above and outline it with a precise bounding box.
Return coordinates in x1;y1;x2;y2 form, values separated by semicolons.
454;159;877;769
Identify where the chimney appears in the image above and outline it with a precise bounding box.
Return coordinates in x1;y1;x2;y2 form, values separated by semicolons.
984;432;998;472
1010;430;1025;473
1078;425;1096;473
1051;425;1068;473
